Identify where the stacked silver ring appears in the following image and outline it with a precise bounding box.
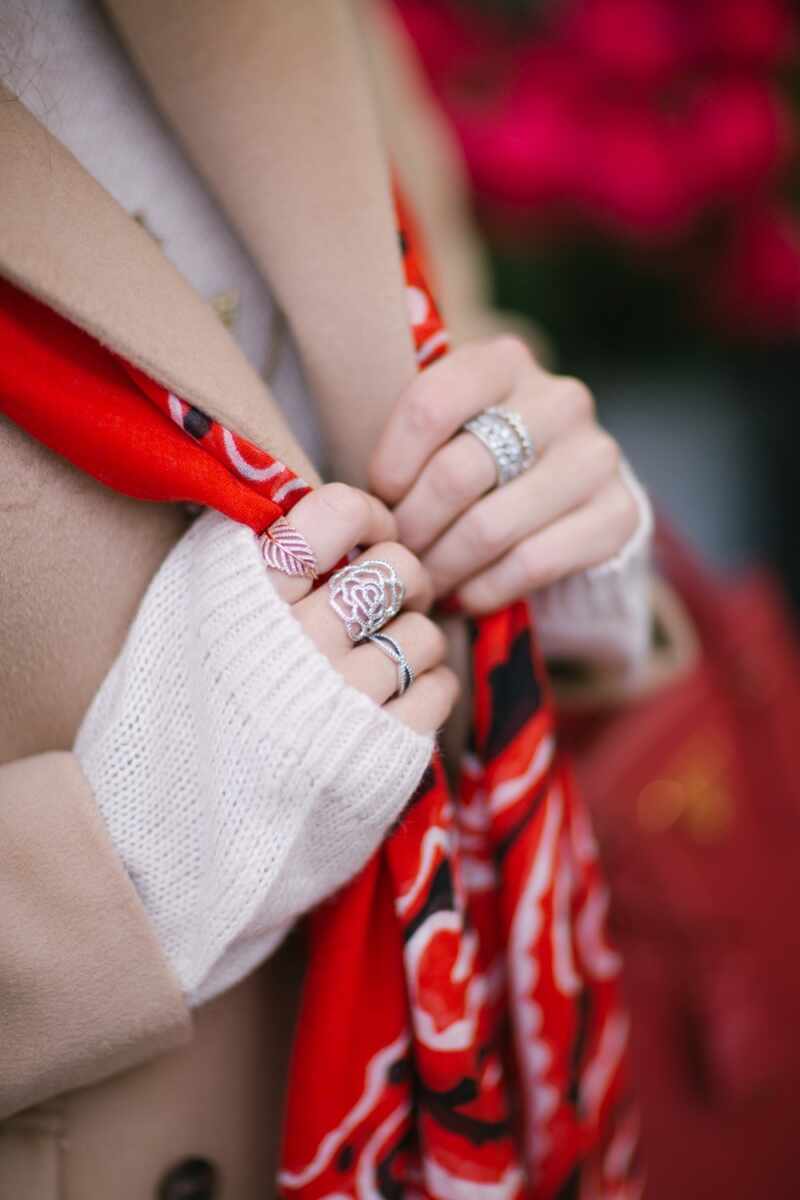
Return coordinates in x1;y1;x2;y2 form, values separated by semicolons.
367;633;416;697
462;405;536;487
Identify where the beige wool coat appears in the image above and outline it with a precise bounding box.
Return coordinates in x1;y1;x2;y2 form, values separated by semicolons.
0;4;682;1193
0;2;429;1196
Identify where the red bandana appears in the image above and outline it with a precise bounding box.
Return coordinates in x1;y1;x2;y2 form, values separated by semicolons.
0;198;640;1200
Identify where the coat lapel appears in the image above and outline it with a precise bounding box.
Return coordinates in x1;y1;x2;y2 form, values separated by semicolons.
0;90;319;485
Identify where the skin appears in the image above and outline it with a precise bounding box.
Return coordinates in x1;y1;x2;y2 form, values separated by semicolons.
101;0;640;735
263;483;459;736
369;335;641;615
103;0;416;487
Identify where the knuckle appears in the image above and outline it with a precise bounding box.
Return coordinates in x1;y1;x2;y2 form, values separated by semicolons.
611;482;640;542
395;542;424;578
404;612;447;662
594;431;621;474
518;537;542;579
401;610;429;641
459;580;491;614
367;455;395;497
429;444;476;504
468;505;505;558
558;376;595;423
317;482;370;530
427;618;449;662
520;538;562;589
405;384;449;440
439;666;461;709
373;542;427;589
595;525;626;564
423;667;458;720
493;333;530;371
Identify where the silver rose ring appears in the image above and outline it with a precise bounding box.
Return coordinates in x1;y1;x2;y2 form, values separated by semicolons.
328;559;405;642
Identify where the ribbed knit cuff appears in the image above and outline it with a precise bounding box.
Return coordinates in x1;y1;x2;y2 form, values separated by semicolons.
77;508;434;1007
182;513;436;994
192;513;434;832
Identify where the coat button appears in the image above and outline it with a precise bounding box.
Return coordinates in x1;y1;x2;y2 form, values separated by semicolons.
158;1157;218;1200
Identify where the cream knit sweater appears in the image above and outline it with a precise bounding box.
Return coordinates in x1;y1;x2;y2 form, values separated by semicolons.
75;512;434;1005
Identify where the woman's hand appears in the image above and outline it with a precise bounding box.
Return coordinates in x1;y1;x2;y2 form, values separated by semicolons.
263;483;459;734
368;336;641;614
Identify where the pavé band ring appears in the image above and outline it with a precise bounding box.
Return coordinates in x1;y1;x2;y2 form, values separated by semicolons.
328;559;406;642
462;405;536;488
367;632;416;697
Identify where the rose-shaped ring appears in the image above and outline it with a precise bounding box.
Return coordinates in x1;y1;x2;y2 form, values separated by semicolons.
328;559;406;642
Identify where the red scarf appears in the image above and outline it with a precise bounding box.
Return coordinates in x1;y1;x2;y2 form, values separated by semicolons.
0;202;640;1200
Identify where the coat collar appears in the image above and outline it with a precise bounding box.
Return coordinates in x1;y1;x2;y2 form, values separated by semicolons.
0;90;319;485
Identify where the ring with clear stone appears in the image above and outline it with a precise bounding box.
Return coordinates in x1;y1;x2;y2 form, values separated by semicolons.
367;632;416;697
462;406;536;487
328;558;405;642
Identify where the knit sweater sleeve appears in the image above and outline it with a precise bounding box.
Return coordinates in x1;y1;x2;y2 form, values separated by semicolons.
533;459;654;678
74;510;433;1008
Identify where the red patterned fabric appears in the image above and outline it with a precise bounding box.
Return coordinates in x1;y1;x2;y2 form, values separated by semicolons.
0;201;639;1199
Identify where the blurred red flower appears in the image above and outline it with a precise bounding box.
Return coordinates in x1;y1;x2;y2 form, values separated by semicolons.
579;102;697;241
687;77;793;204
562;0;686;86
457;91;582;209
696;0;797;69
391;0;483;82
392;0;800;338
712;207;800;338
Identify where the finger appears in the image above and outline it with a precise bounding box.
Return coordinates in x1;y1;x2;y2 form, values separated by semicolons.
390;375;596;554
296;541;435;658
369;336;539;504
338;611;447;703
263;483;397;603
384;665;460;734
392;430;495;553
458;479;640;614
423;427;620;598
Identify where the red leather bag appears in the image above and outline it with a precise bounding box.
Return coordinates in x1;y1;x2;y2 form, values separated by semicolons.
562;522;800;1200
